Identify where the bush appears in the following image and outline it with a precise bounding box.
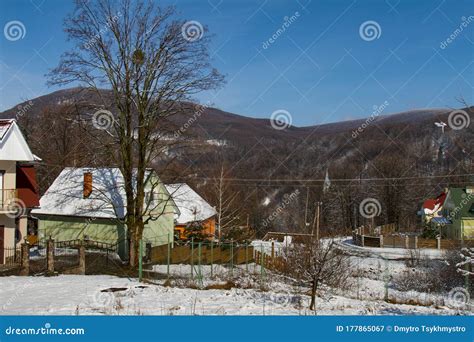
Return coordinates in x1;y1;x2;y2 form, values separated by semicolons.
393;268;442;293
393;249;467;294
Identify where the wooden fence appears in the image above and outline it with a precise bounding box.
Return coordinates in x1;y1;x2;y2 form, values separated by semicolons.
353;229;474;250
254;250;286;273
148;243;254;265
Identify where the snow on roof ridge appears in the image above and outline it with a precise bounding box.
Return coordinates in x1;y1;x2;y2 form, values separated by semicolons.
164;183;216;224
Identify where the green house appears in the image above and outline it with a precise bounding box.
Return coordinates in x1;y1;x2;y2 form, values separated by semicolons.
440;186;474;240
32;167;178;259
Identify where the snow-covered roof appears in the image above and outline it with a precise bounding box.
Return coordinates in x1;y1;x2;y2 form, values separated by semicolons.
164;183;216;224
32;167;172;219
0;119;36;161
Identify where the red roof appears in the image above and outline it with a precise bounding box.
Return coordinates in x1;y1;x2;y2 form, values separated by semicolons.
422;192;446;210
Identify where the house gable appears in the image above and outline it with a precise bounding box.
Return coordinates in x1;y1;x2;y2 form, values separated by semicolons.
0;120;35;161
144;171;179;218
164;183;217;225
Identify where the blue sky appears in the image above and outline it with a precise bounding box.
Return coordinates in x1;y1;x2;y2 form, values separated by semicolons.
0;0;473;126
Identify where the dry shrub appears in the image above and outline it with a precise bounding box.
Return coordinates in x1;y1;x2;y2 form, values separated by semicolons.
393;268;442;293
393;249;466;294
204;281;235;290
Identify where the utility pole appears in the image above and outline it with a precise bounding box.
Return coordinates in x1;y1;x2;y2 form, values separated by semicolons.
304;187;309;232
311;201;322;245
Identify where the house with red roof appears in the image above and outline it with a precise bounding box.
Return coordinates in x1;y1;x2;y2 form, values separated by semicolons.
421;191;447;223
0;120;40;264
421;187;474;240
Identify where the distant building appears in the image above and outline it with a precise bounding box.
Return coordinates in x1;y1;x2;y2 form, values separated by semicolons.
32;167;177;259
165;183;217;240
421;186;474;240
0;119;40;264
421;192;447;223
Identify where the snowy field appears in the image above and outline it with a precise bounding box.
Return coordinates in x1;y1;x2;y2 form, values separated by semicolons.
0;256;472;315
0;237;470;316
0;273;467;315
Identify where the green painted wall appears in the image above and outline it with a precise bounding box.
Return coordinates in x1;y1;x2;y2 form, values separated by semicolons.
37;215;129;258
38;211;175;259
142;212;174;247
141;173;177;247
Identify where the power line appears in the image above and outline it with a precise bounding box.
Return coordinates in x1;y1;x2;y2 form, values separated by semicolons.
195;181;474;188
193;173;474;183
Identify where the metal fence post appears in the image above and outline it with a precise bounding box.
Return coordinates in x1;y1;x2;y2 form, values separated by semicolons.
210;240;214;278
198;242;202;282
260;244;265;283
191;237;194;280
167;233;171;279
245;243;249;272
230;241;234;277
139;239;143;282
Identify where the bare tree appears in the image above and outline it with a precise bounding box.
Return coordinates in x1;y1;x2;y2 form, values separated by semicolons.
457;248;474;277
48;0;223;266
213;165;241;240
284;239;351;311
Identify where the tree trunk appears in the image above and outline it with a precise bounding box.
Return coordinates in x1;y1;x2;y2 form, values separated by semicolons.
309;279;318;311
129;235;137;267
128;219;145;267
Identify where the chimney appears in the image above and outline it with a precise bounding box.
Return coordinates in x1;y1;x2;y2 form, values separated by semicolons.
83;172;92;198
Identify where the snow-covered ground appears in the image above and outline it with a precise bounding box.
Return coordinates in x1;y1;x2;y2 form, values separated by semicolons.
0;273;467;316
0;259;471;315
0;237;471;316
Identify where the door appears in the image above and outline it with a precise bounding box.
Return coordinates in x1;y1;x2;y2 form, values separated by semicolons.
0;226;4;264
